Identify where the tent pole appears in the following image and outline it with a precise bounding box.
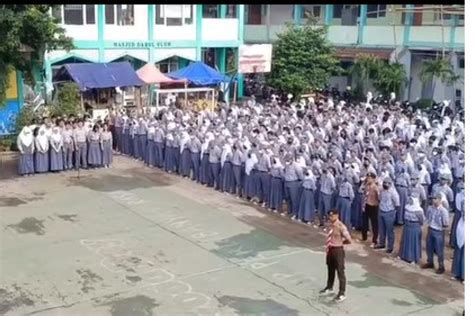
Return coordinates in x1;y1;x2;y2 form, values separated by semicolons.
233;81;237;103
185;82;188;111
212;89;215;112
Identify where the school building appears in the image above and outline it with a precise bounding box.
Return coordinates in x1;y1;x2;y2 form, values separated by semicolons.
45;5;464;104
243;4;464;105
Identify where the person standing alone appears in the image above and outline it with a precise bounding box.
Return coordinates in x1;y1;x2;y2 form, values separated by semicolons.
320;209;352;303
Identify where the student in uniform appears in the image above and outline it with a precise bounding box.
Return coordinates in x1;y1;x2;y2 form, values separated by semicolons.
137;117;148;161
255;149;272;206
145;122;156;167
231;142;244;196
298;169;316;225
208;140;222;190
395;165;410;225
336;174;355;231
374;177;400;253
361;173;380;247
451;199;464;283
422;192;450;274
153;124;165;169
180;130;192;178
87;124;103;168
220;139;234;193
17;126;35;176
189;134;202;182
244;151;258;201
398;194;425;264
318;167;336;227
164;129;175;173
74;120;88;169
450;183;464;248
200;134;212;185
269;157;285;213
49;127;64;172
101;124;113;168
284;155;303;218
34;127;50;173
61;121;74;170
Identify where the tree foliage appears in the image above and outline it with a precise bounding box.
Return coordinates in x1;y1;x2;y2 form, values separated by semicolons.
420;58;460;100
350;54;408;99
0;5;74;106
267;23;342;97
50;82;81;117
373;62;408;97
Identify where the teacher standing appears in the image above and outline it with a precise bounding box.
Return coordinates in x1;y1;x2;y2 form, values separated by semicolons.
320;209;352;303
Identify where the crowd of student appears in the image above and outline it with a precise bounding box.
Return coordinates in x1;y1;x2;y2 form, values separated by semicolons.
107;95;464;283
16;93;464;283
17;115;113;175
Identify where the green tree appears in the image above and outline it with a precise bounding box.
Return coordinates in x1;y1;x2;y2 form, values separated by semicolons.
0;5;74;106
373;62;408;98
350;54;381;94
50;82;81;116
420;58;460;99
267;23;342;98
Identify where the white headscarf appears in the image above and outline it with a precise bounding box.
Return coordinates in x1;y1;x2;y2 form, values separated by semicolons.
51;127;62;143
36;127;49;151
221;140;233;167
180;131;190;153
456;200;465;248
245;153;258;175
18;126;33;148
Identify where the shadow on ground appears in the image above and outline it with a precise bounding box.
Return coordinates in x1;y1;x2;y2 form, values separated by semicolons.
216;295;299;316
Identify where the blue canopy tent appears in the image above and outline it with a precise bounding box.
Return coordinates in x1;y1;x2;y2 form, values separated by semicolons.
53;62;144;110
54;62;144;91
167;61;232;86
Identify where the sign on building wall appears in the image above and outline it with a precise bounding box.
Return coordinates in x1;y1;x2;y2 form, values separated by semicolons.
238;44;273;74
113;41;172;49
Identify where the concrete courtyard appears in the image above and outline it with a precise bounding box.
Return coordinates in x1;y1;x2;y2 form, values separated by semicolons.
0;153;464;315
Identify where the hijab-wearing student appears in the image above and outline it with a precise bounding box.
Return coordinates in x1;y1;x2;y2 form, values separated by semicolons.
451;199;464;283
49;126;64;172
88;124;102;168
269;157;285;213
62;121;74;170
17;126;35;176
298;169;317;225
74;120;88;169
34;127;50;173
398;194;425;264
101;124;113;168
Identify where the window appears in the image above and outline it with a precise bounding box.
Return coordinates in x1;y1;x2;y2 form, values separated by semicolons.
333;5;343;18
301;5;322;19
105;5;115;24
157;56;179;73
54;5;96;25
367;4;386;18
226;5;237;18
459;57;464;69
64;5;83;25
155;5;193;26
85;5;95;24
105;5;134;25
203;4;218;18
52;6;62;22
117;5;134;25
456;89;462;98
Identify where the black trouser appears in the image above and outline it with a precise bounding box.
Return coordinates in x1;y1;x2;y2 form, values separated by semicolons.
362;204;379;244
326;247;346;296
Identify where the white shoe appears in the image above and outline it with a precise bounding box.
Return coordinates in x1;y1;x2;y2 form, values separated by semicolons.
334;295;346;303
291;215;296;220
319;288;334;295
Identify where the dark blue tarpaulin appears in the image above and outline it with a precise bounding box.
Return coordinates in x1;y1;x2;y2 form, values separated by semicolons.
167;62;233;86
54;62;144;91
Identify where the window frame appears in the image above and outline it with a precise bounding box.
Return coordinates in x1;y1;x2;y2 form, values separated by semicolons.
203;4;219;18
301;5;322;20
54;5;96;25
155;5;194;26
156;56;180;73
105;5;135;26
367;4;386;18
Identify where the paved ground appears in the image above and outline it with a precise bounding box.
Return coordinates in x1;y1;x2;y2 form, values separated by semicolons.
0;153;464;316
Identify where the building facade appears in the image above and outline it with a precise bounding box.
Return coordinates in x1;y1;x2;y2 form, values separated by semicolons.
244;4;464;105
45;5;464;104
45;5;245;96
